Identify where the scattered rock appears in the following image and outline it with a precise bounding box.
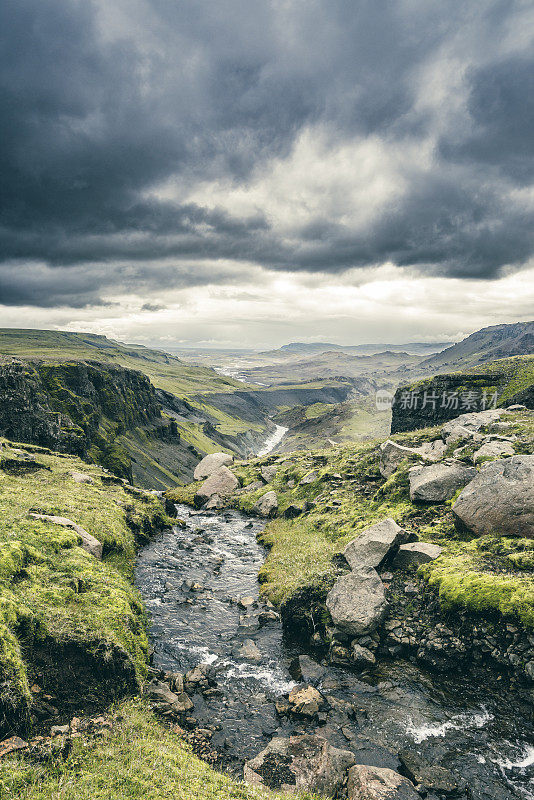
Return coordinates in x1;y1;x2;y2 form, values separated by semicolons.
70;471;95;484
288;685;324;717
194;466;239;505
299;470;320;485
409;462;476;503
244;734;356;796
473;440;515;463
343;519;410;571
261;465;278;483
453;455;534;538
441;410;504;442
253;491;278;518
347;764;419;799
28;513;103;559
194;452;234;481
393;542;442;569
351;643;376;666
326;568;387;636
204;494;225;510
379;441;424;479
235;639;262;663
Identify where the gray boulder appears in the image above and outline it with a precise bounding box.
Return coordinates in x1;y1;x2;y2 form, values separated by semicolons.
409;462;476;503
234;639;262;663
28;513;102;559
194;452;233;481
326;568;387;636
194;466;238;504
261;465;278;483
343;519;410;570
299;469;320;485
393;542;442;569
254;490;278;517
379;441;423;479
244;734;356;796
347;764;419;799
473;440;515;463
453;455;534;538
351;642;376;666
441;409;504;442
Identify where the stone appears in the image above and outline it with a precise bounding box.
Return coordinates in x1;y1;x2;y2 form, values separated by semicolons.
393;542;442;569
418;439;447;461
253;490;278;518
507;404;527;411
70;471;95;484
204;493;224;510
235;639;262;663
473;440;515;463
28;513;103;559
0;736;28;758
194;466;238;504
289;655;326;686
399;751;460;795
261;465;278;483
349;742;401;772
343;519;410;571
194;452;233;481
409;462;476;503
441;409;504;441
50;724;70;736
284;503;306;519
326;568;387;636
379;441;424;479
244;734;356;795
299;470;320;485
351;643;376;666
453;455;534;538
347;764;419;799
288;685;324;717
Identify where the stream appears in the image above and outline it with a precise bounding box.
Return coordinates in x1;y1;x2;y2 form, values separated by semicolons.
136;507;534;799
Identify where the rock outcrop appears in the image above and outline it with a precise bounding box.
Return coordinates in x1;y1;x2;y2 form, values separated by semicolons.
453;455;534;538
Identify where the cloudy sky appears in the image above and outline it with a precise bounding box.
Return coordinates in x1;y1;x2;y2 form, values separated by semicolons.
1;0;533;349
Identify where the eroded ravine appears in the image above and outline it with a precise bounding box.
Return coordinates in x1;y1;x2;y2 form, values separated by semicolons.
136;506;534;798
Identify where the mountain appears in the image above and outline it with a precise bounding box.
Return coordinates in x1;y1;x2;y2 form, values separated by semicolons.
419;321;534;374
262;341;452;357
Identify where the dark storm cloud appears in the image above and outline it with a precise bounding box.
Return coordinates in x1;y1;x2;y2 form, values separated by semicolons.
1;0;533;307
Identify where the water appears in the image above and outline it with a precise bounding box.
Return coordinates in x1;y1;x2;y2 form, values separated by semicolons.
257;424;288;456
136;506;534;795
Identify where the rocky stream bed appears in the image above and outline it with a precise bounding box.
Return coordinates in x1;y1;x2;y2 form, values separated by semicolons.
136;504;534;800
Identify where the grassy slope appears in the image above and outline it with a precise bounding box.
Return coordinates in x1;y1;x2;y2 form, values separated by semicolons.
0;700;317;800
168;411;534;626
0;440;170;728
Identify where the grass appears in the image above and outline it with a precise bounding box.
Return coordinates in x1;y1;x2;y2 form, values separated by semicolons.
0;699;320;800
168;410;534;627
0;440;171;731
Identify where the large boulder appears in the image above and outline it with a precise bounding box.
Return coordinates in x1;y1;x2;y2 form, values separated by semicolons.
253;490;278;518
347;764;419;799
453;455;534;538
393;542;442;569
193;452;233;481
441;410;503;443
343;519;410;571
288;685;324;717
244;734;356;796
194;466;238;505
409;462;476;503
379;441;423;479
326;568;387;636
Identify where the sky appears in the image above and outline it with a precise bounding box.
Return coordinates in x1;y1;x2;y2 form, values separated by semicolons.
1;0;534;349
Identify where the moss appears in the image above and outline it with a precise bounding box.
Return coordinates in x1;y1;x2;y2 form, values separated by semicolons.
0;439;172;732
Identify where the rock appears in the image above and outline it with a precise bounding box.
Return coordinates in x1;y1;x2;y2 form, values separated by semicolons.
299;470;320;485
453;455;534;538
289;655;326;686
393;542;442;568
418;439;447;461
326;568;387;636
204;494;224;510
194;466;238;505
261;465;278;483
0;736;28;758
288;685;324;717
349;742;401;772
379;441;424;479
507;404;527;411
399;751;460;795
50;724;70;736
194;452;233;481
28;513;103;559
351;643;376;666
409;462;476;503
235;639;262;663
473;440;515;463
253;491;278;518
347;764;419;799
70;471;95;484
441;410;504;442
343;519;410;571
244;734;356;795
238;595;255;608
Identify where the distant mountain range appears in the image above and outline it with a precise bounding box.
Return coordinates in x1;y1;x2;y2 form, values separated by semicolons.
265;341;453;357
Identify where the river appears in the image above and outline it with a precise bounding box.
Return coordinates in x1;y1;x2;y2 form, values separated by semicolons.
136;505;534;797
